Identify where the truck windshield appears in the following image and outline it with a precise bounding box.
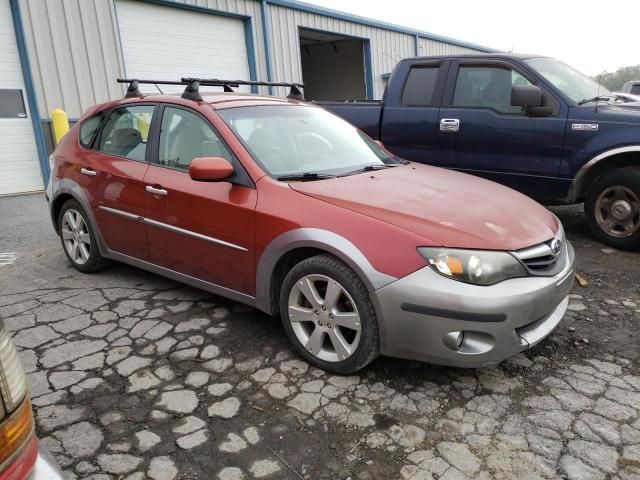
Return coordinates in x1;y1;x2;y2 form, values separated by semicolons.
524;57;612;104
218;105;399;179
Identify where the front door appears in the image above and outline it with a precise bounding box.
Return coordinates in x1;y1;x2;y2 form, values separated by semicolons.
436;61;568;200
143;105;257;295
78;104;155;259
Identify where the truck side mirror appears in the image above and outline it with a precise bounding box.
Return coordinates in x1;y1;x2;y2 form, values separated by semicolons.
511;85;542;107
511;85;553;117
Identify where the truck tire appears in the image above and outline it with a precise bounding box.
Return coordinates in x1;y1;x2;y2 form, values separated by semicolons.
585;167;640;251
279;254;380;374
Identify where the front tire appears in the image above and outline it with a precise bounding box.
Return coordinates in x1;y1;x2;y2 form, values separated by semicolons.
279;255;379;374
585;168;640;251
58;199;108;273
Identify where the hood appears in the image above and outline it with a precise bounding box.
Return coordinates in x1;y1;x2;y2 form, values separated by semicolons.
289;163;559;251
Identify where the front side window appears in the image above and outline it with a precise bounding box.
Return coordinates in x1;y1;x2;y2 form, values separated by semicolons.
158;107;233;171
219;105;399;178
402;67;439;106
453;66;533;114
97;105;154;161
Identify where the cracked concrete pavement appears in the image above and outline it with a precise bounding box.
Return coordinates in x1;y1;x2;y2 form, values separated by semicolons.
0;193;639;480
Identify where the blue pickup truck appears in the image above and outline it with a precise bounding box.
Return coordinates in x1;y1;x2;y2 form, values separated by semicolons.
322;54;640;251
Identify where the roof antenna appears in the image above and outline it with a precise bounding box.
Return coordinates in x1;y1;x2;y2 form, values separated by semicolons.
287;85;305;101
154;83;164;94
182;79;203;101
125;80;142;98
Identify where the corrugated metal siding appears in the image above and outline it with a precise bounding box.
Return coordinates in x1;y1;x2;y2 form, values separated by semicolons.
420;38;483;56
17;0;488;117
18;0;270;118
19;0;124;119
268;4;415;99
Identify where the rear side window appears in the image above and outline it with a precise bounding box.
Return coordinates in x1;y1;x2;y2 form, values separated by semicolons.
401;67;439;106
631;85;640;95
96;105;155;162
79;113;104;148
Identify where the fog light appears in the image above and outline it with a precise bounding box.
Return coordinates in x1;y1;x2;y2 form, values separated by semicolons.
443;331;465;351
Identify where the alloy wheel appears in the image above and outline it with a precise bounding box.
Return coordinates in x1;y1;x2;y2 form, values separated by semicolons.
595;185;640;238
287;274;361;362
61;209;92;265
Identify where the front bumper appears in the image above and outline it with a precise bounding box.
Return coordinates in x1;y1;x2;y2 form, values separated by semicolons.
372;242;575;368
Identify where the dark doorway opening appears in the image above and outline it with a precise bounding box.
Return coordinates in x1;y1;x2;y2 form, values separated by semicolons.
299;28;368;101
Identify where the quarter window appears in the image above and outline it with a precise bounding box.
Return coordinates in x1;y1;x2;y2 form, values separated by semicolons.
158;107;233;171
79;113;105;148
96;105;154;161
453;66;533;114
401;67;439;106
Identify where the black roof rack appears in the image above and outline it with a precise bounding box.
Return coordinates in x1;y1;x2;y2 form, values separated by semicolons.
116;78;305;101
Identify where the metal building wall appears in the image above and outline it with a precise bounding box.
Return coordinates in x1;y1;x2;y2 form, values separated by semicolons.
17;0;490;119
268;4;416;99
420;38;483;56
18;0;270;120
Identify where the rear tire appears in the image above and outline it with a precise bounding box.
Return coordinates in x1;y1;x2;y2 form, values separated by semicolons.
585;167;640;251
58;199;109;273
279;255;379;374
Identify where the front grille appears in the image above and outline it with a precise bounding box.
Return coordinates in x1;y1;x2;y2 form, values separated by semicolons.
512;228;566;277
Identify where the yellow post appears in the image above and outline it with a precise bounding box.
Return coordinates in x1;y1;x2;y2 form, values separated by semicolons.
136;113;150;141
51;108;69;144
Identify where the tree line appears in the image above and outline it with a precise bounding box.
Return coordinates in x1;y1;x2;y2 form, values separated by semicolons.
592;65;640;91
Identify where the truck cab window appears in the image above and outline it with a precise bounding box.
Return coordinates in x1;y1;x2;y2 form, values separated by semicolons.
401;67;439;106
453;66;532;114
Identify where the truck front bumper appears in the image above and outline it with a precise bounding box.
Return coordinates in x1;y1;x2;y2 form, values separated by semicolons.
372;242;575;368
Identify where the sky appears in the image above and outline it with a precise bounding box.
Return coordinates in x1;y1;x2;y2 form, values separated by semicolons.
304;0;638;76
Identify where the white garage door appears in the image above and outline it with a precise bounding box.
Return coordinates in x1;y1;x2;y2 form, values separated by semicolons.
0;0;43;196
116;0;251;94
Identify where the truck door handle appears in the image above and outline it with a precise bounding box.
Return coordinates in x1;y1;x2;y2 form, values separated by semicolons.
440;118;460;133
80;167;97;177
146;185;168;196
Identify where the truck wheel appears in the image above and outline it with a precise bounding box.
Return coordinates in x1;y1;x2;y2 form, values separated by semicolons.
279;254;380;374
58;199;109;272
585;168;640;251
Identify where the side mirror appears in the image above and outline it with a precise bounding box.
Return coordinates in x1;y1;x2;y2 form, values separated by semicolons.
511;85;554;117
189;157;234;182
511;85;542;108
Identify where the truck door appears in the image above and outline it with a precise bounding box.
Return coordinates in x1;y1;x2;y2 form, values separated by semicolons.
436;59;568;201
381;60;448;164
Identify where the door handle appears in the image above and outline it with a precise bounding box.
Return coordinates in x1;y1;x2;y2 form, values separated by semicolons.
440;118;460;133
80;167;97;177
146;185;168;196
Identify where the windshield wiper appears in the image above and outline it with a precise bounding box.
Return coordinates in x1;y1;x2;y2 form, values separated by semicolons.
339;164;399;177
276;172;336;182
578;95;612;105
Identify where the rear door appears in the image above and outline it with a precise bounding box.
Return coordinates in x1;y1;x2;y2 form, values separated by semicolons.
143;104;257;295
436;59;568;200
380;60;448;163
78;104;155;259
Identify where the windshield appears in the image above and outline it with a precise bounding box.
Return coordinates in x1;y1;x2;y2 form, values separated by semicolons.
218;105;398;178
524;57;611;104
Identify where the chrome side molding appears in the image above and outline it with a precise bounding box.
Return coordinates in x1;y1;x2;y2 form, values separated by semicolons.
98;206;247;252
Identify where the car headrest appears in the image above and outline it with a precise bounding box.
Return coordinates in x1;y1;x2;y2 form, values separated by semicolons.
111;128;142;150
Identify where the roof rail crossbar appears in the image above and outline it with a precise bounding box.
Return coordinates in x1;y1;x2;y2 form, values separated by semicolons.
117;78;305;101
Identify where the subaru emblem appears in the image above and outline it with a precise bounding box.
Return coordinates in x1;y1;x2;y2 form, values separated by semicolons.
550;238;562;256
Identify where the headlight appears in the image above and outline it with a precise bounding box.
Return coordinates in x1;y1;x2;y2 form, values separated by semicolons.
418;247;527;286
0;320;27;414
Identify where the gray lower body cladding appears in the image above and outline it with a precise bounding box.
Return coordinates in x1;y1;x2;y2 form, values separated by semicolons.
372;242;576;368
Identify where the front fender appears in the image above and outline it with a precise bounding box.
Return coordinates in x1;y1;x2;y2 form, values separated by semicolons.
255;228;397;315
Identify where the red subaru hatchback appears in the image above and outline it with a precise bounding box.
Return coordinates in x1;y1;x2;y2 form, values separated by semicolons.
47;80;575;373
